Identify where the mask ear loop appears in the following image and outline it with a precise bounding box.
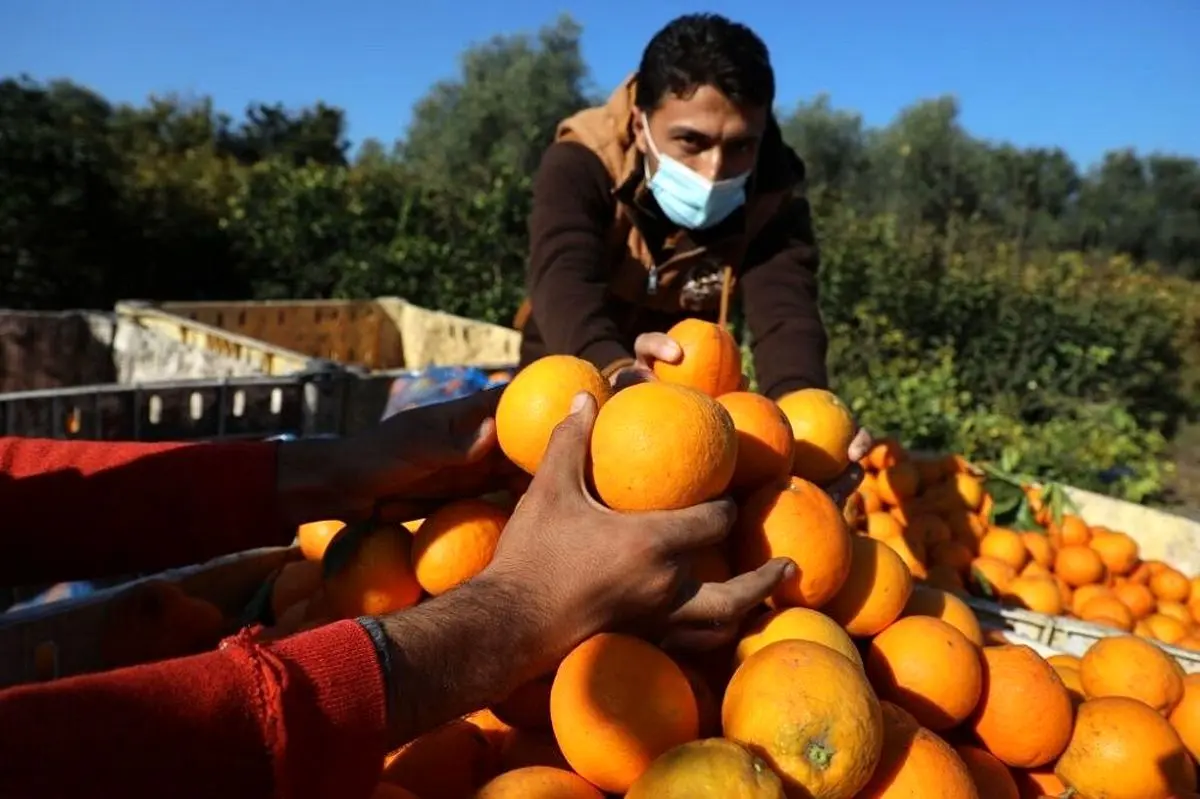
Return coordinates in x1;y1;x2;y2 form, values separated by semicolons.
640;113;662;177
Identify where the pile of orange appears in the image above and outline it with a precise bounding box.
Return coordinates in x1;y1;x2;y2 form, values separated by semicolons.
848;437;1200;653
255;317;1198;798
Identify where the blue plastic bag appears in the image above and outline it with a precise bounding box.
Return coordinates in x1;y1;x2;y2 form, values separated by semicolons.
5;581;100;613
381;365;515;421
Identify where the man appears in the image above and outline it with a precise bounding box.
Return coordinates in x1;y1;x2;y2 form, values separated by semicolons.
517;13;870;458
0;388;792;799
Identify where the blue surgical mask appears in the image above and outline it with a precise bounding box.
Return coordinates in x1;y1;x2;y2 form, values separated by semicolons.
642;114;750;230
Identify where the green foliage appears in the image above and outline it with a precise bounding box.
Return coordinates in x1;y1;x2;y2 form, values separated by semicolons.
1;15;1198;507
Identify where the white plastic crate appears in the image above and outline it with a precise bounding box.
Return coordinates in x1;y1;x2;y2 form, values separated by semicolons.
966;595;1200;674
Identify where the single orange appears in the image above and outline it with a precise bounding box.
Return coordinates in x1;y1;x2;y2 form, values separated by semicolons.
736;475;853;609
1145;612;1190;644
776;388;856;484
1020;532;1055;569
735;606;863;669
876;462;920;505
902;585;984;645
625;738;785;799
297;519;346;562
496;354;611;475
723;639;884;799
1079;634;1186;715
1054;545;1106;588
475;766;604;799
1004;575;1064;616
980;528;1029;571
823;535;914;636
865;615;983;731
856;701;977;798
325;524;423;618
956;744;1019;799
970;645;1073;768
653;317;743;398
866;438;906;471
550;633;699;794
590;382;736;511
1151;567;1192;603
865;510;904;541
970;556;1016;597
1078;595;1135;631
1055;514;1091;546
381;718;497;797
411;498;508;596
1057;696;1197;799
1114;581;1157;619
716;391;795;490
1169;673;1200;763
1089;530;1139;576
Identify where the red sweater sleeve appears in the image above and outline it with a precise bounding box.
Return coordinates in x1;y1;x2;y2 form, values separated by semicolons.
0;437;295;586
0;620;388;799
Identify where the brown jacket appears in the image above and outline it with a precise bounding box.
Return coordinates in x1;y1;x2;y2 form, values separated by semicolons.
517;74;829;399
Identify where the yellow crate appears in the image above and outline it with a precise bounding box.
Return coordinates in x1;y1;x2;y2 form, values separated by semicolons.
118;297;522;374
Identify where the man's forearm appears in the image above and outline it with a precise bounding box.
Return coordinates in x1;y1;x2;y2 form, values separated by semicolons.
275;437;363;526
378;577;554;750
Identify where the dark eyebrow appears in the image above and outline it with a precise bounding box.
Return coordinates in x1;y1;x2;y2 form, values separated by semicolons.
666;124;711;139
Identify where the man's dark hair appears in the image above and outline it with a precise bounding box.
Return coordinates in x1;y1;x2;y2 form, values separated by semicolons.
634;14;775;111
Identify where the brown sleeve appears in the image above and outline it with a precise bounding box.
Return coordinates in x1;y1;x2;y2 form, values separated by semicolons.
739;193;830;399
528;141;634;374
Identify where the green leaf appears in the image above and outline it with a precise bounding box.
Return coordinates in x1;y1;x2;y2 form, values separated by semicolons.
986;478;1024;524
1011;498;1042;532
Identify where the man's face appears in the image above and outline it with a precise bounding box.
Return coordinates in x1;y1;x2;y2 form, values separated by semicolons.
635;84;768;183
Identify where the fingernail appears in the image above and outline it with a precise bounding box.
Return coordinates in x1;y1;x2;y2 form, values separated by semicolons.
569;392;588;414
783;562;798;580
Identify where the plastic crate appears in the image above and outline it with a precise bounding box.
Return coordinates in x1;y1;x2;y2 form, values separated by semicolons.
0;547;298;688
0;370;404;442
965;595;1200;674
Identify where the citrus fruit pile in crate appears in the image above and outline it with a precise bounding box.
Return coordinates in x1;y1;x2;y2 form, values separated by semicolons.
252;317;1198;799
847;432;1200;652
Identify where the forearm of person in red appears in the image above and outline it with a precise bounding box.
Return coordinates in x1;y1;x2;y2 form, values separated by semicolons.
0;621;389;799
0;436;295;586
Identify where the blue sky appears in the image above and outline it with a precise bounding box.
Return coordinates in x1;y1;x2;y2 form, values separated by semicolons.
3;0;1197;170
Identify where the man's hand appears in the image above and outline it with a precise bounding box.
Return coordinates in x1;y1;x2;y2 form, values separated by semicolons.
611;332;749;391
377;391;792;748
818;425;874;504
608;332;679;390
276;388;520;525
482;391;792;660
848;427;874;464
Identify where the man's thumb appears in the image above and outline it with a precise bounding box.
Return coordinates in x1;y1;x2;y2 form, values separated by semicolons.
536;391;598;483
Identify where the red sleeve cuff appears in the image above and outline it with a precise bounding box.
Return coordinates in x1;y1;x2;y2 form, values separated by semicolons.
263;620;389;799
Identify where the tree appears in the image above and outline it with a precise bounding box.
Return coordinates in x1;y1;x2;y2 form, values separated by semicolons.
0;77;128;307
779;94;873;206
399;14;593;193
